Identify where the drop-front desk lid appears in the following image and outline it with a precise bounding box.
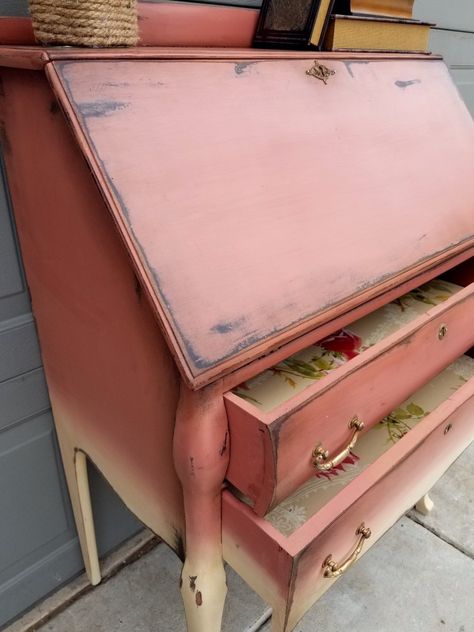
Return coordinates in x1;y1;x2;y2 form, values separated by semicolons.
44;50;474;388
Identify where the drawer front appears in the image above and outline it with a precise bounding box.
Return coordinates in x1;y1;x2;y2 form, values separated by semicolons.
223;377;474;632
225;284;474;515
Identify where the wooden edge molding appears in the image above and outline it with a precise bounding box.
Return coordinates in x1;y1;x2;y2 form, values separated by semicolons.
0;45;441;68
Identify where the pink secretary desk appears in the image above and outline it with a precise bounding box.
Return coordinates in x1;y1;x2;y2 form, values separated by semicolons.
0;45;473;632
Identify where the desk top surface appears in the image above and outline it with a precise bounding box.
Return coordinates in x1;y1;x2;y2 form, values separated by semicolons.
41;51;474;388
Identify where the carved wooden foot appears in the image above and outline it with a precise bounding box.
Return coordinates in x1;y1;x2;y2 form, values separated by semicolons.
179;509;228;632
173;383;230;632
55;426;101;585
415;493;434;516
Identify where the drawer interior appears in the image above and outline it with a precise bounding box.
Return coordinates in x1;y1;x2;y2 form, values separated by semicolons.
233;261;473;413
263;354;474;536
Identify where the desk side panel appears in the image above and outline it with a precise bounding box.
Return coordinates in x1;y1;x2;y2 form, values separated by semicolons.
0;68;185;552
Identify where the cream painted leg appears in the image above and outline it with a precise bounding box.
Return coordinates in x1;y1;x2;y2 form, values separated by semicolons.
74;449;101;584
55;426;101;585
270;606;287;632
179;497;228;632
173;383;230;632
415;493;434;515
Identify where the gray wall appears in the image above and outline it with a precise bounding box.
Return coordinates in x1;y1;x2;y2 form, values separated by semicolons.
414;0;474;114
0;1;28;16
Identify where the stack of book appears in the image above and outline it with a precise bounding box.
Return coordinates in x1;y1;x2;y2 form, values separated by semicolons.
324;0;432;53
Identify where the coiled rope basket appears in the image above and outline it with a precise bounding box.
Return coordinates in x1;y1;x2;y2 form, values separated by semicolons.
28;0;138;47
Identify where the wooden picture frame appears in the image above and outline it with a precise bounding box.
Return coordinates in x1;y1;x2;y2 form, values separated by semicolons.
254;0;336;49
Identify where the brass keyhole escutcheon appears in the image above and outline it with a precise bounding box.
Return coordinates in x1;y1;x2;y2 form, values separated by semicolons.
306;61;335;84
438;324;448;340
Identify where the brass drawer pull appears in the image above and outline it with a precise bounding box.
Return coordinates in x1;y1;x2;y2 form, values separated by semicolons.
312;416;364;471
322;523;372;579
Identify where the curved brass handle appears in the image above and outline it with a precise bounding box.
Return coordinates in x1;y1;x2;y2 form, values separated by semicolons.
322;523;372;579
312;416;364;471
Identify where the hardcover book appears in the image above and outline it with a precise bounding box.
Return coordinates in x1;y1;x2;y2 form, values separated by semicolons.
335;0;415;19
323;13;431;52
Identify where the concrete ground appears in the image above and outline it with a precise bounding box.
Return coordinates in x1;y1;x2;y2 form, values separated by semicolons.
8;444;473;632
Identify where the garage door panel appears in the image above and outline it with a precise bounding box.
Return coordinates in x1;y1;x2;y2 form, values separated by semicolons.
0;315;42;382
415;0;474;33
429;29;474;67
0;368;50;432
450;68;474;115
0;415;72;571
0;159;31;323
0;539;82;627
0;185;24;299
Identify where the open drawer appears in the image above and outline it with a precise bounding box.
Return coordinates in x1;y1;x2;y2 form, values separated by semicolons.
222;359;474;632
224;261;474;515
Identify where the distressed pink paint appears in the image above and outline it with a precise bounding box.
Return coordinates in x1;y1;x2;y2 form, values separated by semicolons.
0;47;473;632
45;54;474;388
0;17;36;45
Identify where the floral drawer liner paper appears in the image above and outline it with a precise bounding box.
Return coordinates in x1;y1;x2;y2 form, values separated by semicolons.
264;355;474;537
234;278;462;412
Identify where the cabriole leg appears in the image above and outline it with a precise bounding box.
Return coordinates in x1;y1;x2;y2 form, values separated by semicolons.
415;493;434;516
55;427;101;585
173;383;230;632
